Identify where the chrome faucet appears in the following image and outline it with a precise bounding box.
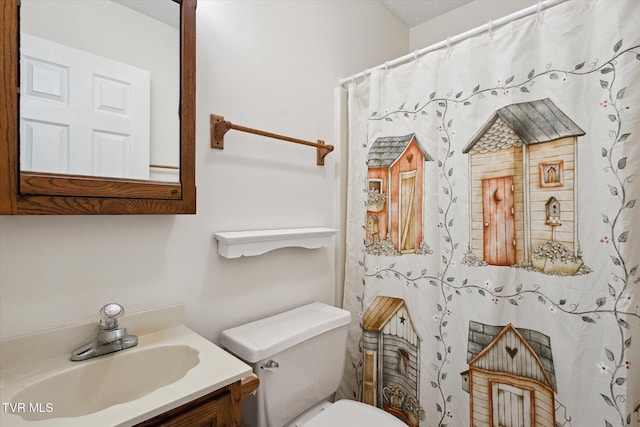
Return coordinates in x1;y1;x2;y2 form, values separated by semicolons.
71;303;138;361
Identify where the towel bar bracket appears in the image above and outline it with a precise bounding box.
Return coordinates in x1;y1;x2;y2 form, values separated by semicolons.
211;114;231;150
210;114;334;166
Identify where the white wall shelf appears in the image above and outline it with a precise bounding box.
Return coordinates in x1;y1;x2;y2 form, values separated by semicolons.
213;227;338;258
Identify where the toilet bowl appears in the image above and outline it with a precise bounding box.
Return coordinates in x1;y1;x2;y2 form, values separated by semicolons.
291;399;406;427
220;302;406;427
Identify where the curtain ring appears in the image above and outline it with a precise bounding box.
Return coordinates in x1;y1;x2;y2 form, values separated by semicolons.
384;61;390;71
488;19;494;36
413;50;419;61
446;37;452;49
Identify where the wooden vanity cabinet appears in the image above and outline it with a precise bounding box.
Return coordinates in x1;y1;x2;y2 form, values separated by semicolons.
135;376;259;427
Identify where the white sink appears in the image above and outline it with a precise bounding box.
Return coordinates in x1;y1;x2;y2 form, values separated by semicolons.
1;308;253;427
11;344;199;421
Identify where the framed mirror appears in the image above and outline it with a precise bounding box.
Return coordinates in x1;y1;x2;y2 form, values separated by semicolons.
0;0;196;214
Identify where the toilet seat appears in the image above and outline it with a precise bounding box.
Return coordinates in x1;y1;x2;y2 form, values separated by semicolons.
302;399;406;427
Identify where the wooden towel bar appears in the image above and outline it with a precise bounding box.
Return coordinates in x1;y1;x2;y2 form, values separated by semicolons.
149;164;179;170
210;114;334;166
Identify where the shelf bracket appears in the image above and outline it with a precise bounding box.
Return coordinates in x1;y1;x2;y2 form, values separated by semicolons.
210;114;334;166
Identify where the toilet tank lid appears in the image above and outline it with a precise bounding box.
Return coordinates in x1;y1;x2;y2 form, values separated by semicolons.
219;302;351;363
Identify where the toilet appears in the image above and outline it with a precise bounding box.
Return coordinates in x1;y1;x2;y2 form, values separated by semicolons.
220;302;406;427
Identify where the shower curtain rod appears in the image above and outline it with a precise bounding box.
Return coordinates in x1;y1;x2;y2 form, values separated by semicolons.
339;0;568;86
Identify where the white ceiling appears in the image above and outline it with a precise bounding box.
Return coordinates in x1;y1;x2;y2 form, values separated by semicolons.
112;0;179;28
115;0;471;30
382;0;474;28
114;0;471;31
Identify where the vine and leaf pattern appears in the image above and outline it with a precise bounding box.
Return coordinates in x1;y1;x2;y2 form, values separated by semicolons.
351;40;640;427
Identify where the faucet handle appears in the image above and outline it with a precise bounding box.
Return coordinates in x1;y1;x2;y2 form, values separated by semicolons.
98;303;125;330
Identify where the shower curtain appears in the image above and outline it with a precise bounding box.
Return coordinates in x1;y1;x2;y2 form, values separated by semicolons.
339;1;639;426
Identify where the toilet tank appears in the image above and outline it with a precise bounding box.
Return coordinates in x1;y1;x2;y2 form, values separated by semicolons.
220;302;351;427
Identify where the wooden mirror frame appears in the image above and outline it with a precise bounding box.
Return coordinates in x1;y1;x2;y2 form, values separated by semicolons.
0;0;196;214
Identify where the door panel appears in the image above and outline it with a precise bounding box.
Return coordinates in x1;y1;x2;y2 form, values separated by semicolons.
497;387;523;427
400;172;417;253
491;383;531;427
363;350;377;405
482;176;515;265
22;119;69;172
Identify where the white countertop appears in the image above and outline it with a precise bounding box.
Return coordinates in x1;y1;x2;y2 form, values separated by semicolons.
0;309;252;426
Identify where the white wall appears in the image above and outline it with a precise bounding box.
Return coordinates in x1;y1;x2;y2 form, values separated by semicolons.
410;0;536;50
0;1;407;341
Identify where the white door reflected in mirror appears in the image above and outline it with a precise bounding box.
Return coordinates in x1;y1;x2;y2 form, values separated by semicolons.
19;0;180;182
21;34;151;180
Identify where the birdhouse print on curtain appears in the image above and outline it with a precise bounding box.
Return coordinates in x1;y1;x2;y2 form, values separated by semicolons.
545;197;561;225
366;134;433;256
461;98;589;275
362;296;425;426
461;321;557;427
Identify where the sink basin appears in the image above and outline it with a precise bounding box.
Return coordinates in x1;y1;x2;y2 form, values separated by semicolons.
11;345;199;421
